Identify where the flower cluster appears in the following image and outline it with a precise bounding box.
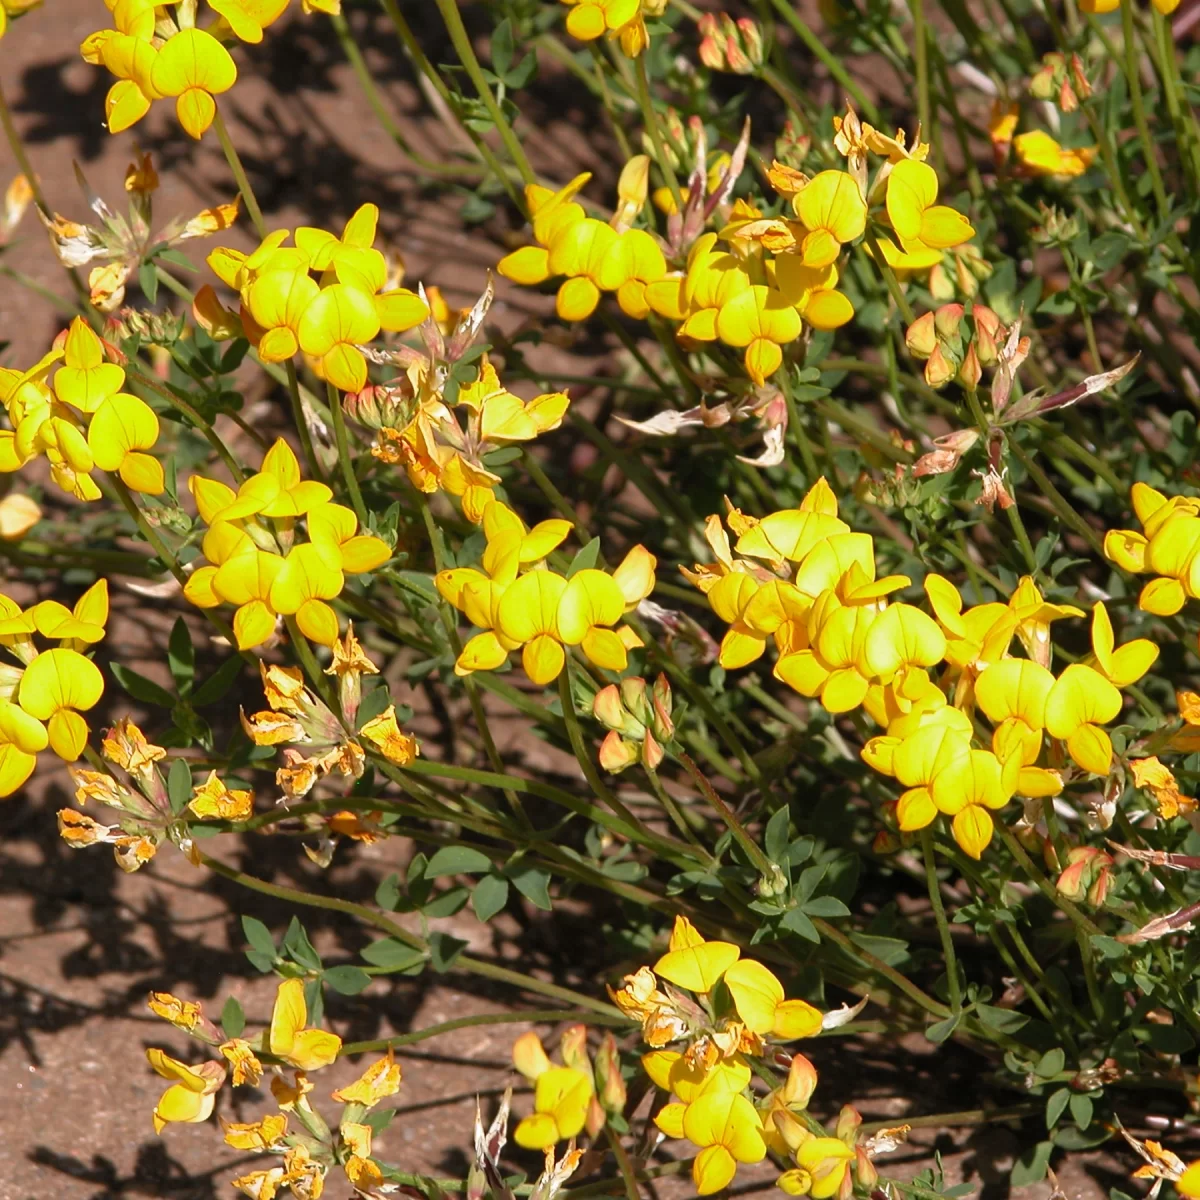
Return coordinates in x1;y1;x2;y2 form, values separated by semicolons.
241;637;418;804
62;717;251;870
608;916;881;1196
435;498;656;686
182;439;391;649
557;0;666;56
203;203;429;392
0;317;164;500
498;111;975;385
688;478;1156;858
0;580;109;788
82;0;336;139
347;278;570;520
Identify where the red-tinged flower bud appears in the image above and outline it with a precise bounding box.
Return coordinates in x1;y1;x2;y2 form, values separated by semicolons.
954;254;980;299
781;1053;819;1109
1059;78;1078;113
856;1147;879;1189
593;684;628;732
872;828;901;854
724;33;751;73
620;676;651;724
642;729;665;771
924;343;956;389
585;1095;607;1139
905;312;937;359
957;342;982;392
651;675;674;740
972;309;1002;366
836;1104;862;1143
878;799;899;830
698;14;726;71
594;1032;627;1116
560;1024;592;1074
1030;63;1057;101
775;119;810;167
599;730;639;774
1070;54;1092;100
736;17;764;68
934;303;966;341
929;262;956;302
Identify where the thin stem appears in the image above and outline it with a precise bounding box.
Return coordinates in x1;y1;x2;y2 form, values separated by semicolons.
996;825;1102;938
430;0;536;187
677;751;777;883
327;380;368;525
907;0;931;150
1118;2;1169;223
212;109;266;239
633;57;683;212
920;828;962;1013
341;1009;628;1055
287;361;323;481
862;232;916;325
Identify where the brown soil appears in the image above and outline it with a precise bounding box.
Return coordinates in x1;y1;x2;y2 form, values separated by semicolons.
0;4;1179;1199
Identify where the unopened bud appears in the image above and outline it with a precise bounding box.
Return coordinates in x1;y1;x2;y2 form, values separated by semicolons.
512;1031;551;1081
972;305;1003;364
924;343;957;389
593;684;629;732
872;828;901;854
928;262;956;302
697;14;725;70
934;302;965;341
1070;54;1092;101
594;1032;627;1116
775;119;810;167
1030;63;1057;101
585;1095;607;1139
856;1147;879;1189
781;1053;818;1109
836;1104;862;1142
957;342;982;392
735;17;764;69
905;311;937;359
1059;78;1078;113
560;1024;591;1075
619;676;651;724
641;728;666;771
599;731;639;774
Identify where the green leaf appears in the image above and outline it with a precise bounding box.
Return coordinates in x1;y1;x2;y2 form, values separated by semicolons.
975;1003;1029;1034
356;682;391;727
155;247;197;272
925;1012;961;1044
283;917;322;972
376;872;403;911
472;874;510;922
167;617;195;694
1035;1048;1066;1078
361;939;427;972
425;845;493;877
167;757;192;815
780;907;819;942
802;895;849;919
111;662;176;708
242;915;277;958
323;965;372;995
1011;1140;1053;1186
364;1108;397;1136
221;995;245;1039
509;866;552;910
491;17;514;78
138;260;159;305
1069;1093;1094;1130
192;655;244;706
1090;231;1130;272
764;807;790;863
305;978;324;1026
566;538;601;578
429;931;468;972
422;885;470;918
1045;1087;1070;1130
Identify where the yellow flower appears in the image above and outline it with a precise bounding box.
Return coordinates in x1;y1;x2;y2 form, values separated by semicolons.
330;1050;402;1106
1013;130;1095;178
722;959;823;1040
716;285;802;384
17;646;104;760
0;492;40;540
512;1031;596;1149
1045;663;1123;776
560;0;650;55
776;1136;855;1198
145;1049;226;1134
150;29;237;139
221;1113;288;1151
188;771;254;820
1129;757;1194;820
885;159;975;255
87;393;164;494
1088;601;1158;688
654;915;740;993
358;705;420;765
929;747;1018;858
220;1038;264;1086
788;171;866;268
212;437;333;520
681;1089;767;1194
268;977;342;1070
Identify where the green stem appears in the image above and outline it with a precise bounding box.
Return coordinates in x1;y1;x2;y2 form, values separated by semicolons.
430;0;536;187
996;825;1102;938
1006;435;1106;559
862;232;915;325
212;109;266;239
633;57;683;213
920;827;961;1013
341;1009;628;1055
1117;2;1169;223
907;0;931;148
286;361;323;481
327;381;368;525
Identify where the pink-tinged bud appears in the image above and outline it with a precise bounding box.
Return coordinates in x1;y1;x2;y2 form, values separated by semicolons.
585;1095;607;1139
856;1147;878;1189
594;1032;627;1116
905;312;937;359
651;675;674;740
934;303;965;341
872;828;901;854
1070;54;1092;100
781;1053;818;1109
512;1031;551;1080
972;308;1002;365
954;254;980;299
641;729;665;771
698;23;726;71
924;343;956;389
1059;78;1078;113
593;684;628;732
927;262;955;302
619;676;651;724
599;731;639;774
737;17;764;66
957;342;982;392
1057;847;1112;906
1030;63;1057;101
560;1024;592;1074
724;32;751;73
836;1104;862;1143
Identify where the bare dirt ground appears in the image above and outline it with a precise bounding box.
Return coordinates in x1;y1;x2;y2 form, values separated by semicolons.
0;3;1183;1198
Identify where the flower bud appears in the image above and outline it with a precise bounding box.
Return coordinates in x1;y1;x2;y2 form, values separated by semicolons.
734;17;765;70
559;1024;592;1075
775;119;810;167
934;303;965;342
904;312;937;359
957;342;982;392
599;730;639;774
872;828;901;854
835;1104;862;1143
1070;54;1092;101
972;306;1002;365
698;14;724;69
585;1095;607;1139
619;675;650;721
928;262;956;302
781;1053;818;1109
0;492;41;540
1030;58;1059;101
594;1032;627;1116
512;1031;551;1080
924;343;956;389
651;676;674;741
593;684;629;732
641;728;666;771
856;1146;879;1188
